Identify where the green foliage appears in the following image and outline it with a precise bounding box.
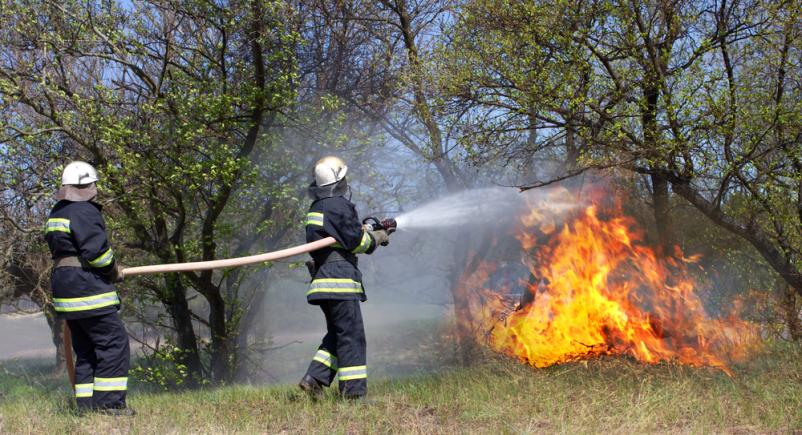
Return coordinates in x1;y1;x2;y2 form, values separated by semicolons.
130;344;201;391
0;0;309;383
443;0;802;296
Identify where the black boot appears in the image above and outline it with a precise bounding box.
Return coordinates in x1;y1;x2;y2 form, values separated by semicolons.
298;374;324;398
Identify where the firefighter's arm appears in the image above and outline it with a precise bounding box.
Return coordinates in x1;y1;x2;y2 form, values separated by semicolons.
323;204;376;254
71;204;117;275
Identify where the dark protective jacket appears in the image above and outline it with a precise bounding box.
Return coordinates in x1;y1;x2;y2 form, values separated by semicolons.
305;196;376;304
45;200;119;320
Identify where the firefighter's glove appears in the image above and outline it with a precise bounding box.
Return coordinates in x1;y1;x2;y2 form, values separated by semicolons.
368;229;390;247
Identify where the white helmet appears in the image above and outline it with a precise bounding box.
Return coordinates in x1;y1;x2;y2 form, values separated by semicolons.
62;161;99;186
313;156;348;186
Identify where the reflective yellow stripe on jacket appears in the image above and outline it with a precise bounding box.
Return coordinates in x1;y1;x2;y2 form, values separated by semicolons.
305;212;324;227
53;291;120;313
88;248;114;268
306;278;363;296
44;218;71;234
351;231;371;254
305;212;369;252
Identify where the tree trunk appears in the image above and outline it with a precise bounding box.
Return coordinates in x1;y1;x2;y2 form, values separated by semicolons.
641;79;676;255
163;274;203;386
564;121;580;172
208;290;232;383
44;307;67;373
650;173;676;254
234;281;269;382
449;233;495;365
782;285;801;341
449;249;478;365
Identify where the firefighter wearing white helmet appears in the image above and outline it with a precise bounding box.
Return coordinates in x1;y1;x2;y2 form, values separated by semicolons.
308;156;350;198
299;156;390;400
56;161;100;202
45;161;133;416
62;161;99;184
314;156;348;186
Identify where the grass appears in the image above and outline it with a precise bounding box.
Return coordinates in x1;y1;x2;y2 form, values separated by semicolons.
1;342;800;434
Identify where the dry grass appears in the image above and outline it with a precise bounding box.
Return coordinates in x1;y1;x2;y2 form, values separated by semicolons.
1;342;800;434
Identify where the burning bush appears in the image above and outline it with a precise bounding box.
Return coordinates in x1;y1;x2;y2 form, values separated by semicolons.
461;188;760;375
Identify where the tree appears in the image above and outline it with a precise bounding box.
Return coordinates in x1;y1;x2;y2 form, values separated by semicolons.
0;144;66;370
297;0;469;190
295;0;518;361
444;0;802;304
0;0;304;383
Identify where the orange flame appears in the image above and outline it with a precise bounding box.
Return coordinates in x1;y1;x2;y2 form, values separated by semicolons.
461;188;759;375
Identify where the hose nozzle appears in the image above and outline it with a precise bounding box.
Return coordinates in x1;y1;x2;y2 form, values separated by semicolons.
363;216;397;233
380;218;397;234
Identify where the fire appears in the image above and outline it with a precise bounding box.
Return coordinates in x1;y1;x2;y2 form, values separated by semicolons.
461;188;759;375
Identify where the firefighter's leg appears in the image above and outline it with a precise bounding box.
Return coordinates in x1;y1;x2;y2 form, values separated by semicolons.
66;319;97;410
84;312;130;409
332;300;367;398
304;302;339;387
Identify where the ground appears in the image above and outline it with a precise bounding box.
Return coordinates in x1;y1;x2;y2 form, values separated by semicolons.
1;342;800;434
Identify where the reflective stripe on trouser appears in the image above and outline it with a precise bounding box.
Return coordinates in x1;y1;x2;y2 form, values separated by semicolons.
53;291;120;313
94;377;128;391
338;365;367;381
305;300;367;397
75;383;93;398
306;279;363;297
70;320;97;410
67;311;130;409
313;349;338;370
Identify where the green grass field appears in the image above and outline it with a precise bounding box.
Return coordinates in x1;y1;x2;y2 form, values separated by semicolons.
1;342;800;434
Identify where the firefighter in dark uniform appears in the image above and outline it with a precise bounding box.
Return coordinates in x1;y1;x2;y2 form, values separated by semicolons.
298;156;390;399
44;161;133;416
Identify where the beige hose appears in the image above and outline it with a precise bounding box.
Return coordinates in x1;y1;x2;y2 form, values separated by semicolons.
120;237;336;277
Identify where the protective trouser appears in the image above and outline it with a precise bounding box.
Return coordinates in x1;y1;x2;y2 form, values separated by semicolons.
305;300;367;397
67;311;130;409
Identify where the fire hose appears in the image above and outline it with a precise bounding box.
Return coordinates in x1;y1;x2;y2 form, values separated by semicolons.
63;217;397;393
63;236;338;393
119;217;395;277
120;237;337;277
